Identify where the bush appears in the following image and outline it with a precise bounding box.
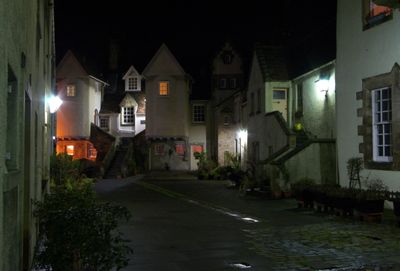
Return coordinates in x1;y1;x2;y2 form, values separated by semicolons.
33;184;132;271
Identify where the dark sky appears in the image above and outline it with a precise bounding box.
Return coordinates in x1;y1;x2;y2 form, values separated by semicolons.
54;0;337;92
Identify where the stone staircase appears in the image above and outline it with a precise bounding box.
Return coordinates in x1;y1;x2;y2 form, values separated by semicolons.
104;138;130;179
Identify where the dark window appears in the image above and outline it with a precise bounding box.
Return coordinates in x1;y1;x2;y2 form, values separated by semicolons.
297;83;303;113
192;104;205;123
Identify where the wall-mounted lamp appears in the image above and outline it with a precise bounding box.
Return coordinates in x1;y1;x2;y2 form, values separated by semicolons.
238;129;247;139
315;71;330;93
47;95;63;113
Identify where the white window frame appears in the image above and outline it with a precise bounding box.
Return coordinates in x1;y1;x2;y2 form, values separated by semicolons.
372;87;392;162
127;77;138;90
192;104;205;123
121;106;135;126
99;116;110;131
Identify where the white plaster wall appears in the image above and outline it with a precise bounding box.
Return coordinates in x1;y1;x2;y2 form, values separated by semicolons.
146;76;190;137
87;79;103;134
294;67;336;139
57;78;89;137
285;144;322;184
135;114;146;135
337;1;400;190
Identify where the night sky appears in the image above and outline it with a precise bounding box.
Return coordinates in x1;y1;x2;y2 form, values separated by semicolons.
54;0;337;95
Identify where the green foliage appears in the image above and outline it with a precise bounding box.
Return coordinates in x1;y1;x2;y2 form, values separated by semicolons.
33;184;132;271
194;151;217;180
50;153;83;186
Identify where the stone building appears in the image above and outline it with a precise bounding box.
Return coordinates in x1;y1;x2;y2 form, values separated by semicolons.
0;0;55;270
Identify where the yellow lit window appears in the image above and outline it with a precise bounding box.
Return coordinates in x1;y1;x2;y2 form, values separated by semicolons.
66;84;76;97
159;81;169;96
66;145;74;156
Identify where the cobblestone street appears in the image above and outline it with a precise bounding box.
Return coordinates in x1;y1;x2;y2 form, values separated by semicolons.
95;172;400;271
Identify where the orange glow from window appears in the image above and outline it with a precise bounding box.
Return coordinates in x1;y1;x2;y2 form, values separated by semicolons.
66;145;74;156
159;81;169;95
66;84;76;97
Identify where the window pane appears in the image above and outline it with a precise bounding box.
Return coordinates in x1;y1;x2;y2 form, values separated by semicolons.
385;134;391;145
384;124;391;133
382;88;388;99
385;146;391;156
159;81;169;95
378;135;383;145
378;124;383;134
378;147;383;156
382;101;388;111
375;91;381;101
383;112;389;121
376;113;381;122
273;90;286;99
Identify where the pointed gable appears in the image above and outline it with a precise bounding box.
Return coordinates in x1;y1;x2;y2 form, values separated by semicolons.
122;65;142;91
254;44;289;82
56;50;89;79
122;65;140;80
142;43;186;77
119;93;138;108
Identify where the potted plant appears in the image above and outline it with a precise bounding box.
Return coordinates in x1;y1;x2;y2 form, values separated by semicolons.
291;178;316;208
355;179;388;222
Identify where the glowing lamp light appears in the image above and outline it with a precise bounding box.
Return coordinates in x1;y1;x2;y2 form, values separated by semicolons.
238;129;247;139
316;71;331;93
47;95;63;113
316;79;330;92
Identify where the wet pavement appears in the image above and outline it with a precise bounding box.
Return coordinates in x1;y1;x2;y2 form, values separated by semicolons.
94;172;400;271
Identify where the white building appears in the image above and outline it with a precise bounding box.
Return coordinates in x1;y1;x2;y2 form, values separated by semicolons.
337;0;400;190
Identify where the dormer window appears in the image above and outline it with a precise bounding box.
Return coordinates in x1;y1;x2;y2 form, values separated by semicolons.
128;77;138;90
123;66;142;91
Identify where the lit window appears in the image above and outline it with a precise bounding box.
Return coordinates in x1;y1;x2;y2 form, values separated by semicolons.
99;116;110;131
66;84;76;97
372;87;392;162
363;0;392;29
192;104;205;123
175;142;185;156
159;81;169;95
128;77;138;90
66;145;74;156
121;107;135;125
192;145;203;154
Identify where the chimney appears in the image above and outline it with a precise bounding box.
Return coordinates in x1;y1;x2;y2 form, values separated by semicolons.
108;39;119;71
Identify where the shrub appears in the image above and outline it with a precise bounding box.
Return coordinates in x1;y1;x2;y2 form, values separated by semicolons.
33;184;132;271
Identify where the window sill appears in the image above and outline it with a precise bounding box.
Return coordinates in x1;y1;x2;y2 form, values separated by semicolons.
365;160;393;170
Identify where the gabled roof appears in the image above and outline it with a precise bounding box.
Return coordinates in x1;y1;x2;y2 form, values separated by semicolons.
122;65;141;80
254;44;289;82
56;50;88;78
142;43;186;76
56;50;106;83
100;92;146;115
